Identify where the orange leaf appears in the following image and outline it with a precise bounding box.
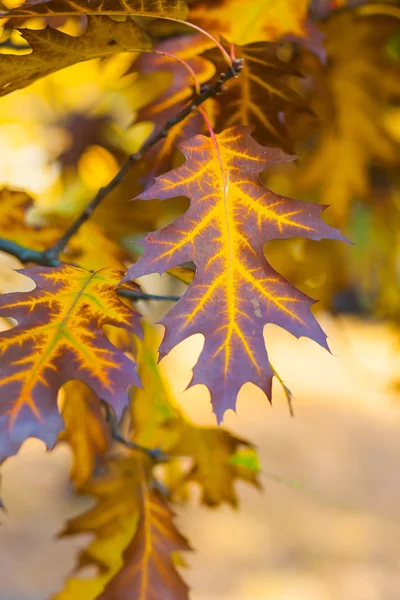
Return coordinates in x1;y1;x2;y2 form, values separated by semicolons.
124;126;345;422
0;265;140;462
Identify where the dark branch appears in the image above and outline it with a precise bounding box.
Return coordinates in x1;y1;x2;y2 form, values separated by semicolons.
117;289;181;302
40;58;244;263
0;239;61;266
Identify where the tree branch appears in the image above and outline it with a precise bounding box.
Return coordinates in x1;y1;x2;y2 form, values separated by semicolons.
40;58;244;263
118;289;181;302
101;399;167;461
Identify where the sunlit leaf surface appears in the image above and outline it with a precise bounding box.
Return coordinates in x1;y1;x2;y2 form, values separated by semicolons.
124;126;344;421
0;265;140;461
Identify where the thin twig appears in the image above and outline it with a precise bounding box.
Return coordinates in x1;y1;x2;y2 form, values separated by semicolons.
0;239;61;266
117;289;181;302
101;399;168;461
40;58;244;264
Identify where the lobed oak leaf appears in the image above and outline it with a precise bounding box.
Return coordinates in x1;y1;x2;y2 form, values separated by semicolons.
0;17;152;98
203;40;307;153
123;125;345;422
131;323;261;506
0;265;140;462
188;0;310;45
59;381;111;489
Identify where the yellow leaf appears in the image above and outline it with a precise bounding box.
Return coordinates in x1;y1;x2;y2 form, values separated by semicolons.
189;0;310;44
59;381;111;489
131;322;262;506
299;6;400;220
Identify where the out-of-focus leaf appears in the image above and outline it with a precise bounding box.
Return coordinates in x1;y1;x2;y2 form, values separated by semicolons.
0;0;188;19
167;265;195;285
0;17;152;97
98;482;190;600
55;455;145;600
0;188;61;249
299;6;400;220
124;126;344;422
189;0;310;44
204;40;306;152
0;265;140;462
59;381;111;489
132;33;215;187
0;188;127;270
131;323;262;506
57;453;189;600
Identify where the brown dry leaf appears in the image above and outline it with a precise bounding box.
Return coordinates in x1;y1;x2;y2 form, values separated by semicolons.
189;0;310;44
299;6;400;221
59;381;111;489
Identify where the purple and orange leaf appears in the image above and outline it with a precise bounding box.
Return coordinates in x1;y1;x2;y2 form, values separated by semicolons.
123;125;345;422
0;265;140;462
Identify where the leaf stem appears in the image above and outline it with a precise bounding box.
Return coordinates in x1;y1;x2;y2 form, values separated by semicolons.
101;399;167;461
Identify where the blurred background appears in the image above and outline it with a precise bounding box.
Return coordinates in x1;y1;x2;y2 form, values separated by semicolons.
1;1;400;599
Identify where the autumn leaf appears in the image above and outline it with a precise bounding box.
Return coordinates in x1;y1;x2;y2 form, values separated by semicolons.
0;265;140;462
58;453;189;600
123;125;344;422
133;33;215;187
299;6;400;220
204;40;306;152
59;381;111;489
97;463;190;600
0;188;127;270
56;455;144;600
189;0;310;45
0;188;61;250
131;322;261;506
0;0;188;19
0;17;152;98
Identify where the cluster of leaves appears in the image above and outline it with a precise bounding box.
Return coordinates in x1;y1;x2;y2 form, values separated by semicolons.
0;0;399;598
